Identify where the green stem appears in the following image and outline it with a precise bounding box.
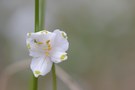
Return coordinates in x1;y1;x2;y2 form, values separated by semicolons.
52;63;57;90
31;75;38;90
31;0;39;90
39;0;46;30
35;0;39;32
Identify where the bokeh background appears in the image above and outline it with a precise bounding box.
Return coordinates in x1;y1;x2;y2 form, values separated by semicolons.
0;0;135;90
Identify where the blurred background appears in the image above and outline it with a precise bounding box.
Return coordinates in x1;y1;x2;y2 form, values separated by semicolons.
0;0;135;90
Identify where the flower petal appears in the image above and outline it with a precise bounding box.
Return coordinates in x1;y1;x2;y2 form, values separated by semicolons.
52;29;69;52
27;30;51;39
27;31;55;44
50;51;68;63
30;57;53;77
29;50;44;57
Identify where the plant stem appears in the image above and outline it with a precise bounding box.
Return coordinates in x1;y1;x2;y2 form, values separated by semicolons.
39;0;46;30
32;75;38;90
35;0;39;32
33;0;58;90
32;0;39;90
52;63;57;90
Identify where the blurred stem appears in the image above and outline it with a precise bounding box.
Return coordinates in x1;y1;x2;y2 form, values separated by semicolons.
32;0;39;90
39;0;46;30
52;63;57;90
35;0;39;32
31;75;38;90
33;0;58;90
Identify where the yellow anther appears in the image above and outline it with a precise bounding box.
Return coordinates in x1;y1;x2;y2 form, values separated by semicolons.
45;52;49;56
62;32;67;39
48;47;51;50
44;30;49;34
43;47;47;50
27;43;31;49
46;40;52;50
27;32;31;37
35;70;41;75
60;54;67;60
34;39;37;43
48;44;51;50
43;40;52;53
37;42;43;44
40;30;48;34
34;39;43;44
46;40;50;44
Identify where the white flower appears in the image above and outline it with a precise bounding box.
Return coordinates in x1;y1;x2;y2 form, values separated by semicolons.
26;29;69;77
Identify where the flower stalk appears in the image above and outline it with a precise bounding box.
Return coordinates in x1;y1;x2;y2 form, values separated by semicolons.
32;0;40;90
35;0;39;32
52;63;57;90
31;75;38;90
39;0;46;30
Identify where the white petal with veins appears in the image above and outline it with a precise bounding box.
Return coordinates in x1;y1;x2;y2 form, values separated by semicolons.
30;57;53;77
52;29;69;52
51;51;68;63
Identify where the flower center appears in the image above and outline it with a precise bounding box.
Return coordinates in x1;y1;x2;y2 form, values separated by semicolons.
34;39;43;44
45;40;52;56
33;39;52;56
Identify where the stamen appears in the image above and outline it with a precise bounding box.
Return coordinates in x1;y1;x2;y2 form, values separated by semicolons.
40;30;48;34
62;32;67;39
34;39;43;44
45;52;49;56
46;40;50;44
27;43;31;49
60;54;67;60
34;39;37;43
46;40;52;50
27;32;31;37
37;42;43;44
34;70;41;75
